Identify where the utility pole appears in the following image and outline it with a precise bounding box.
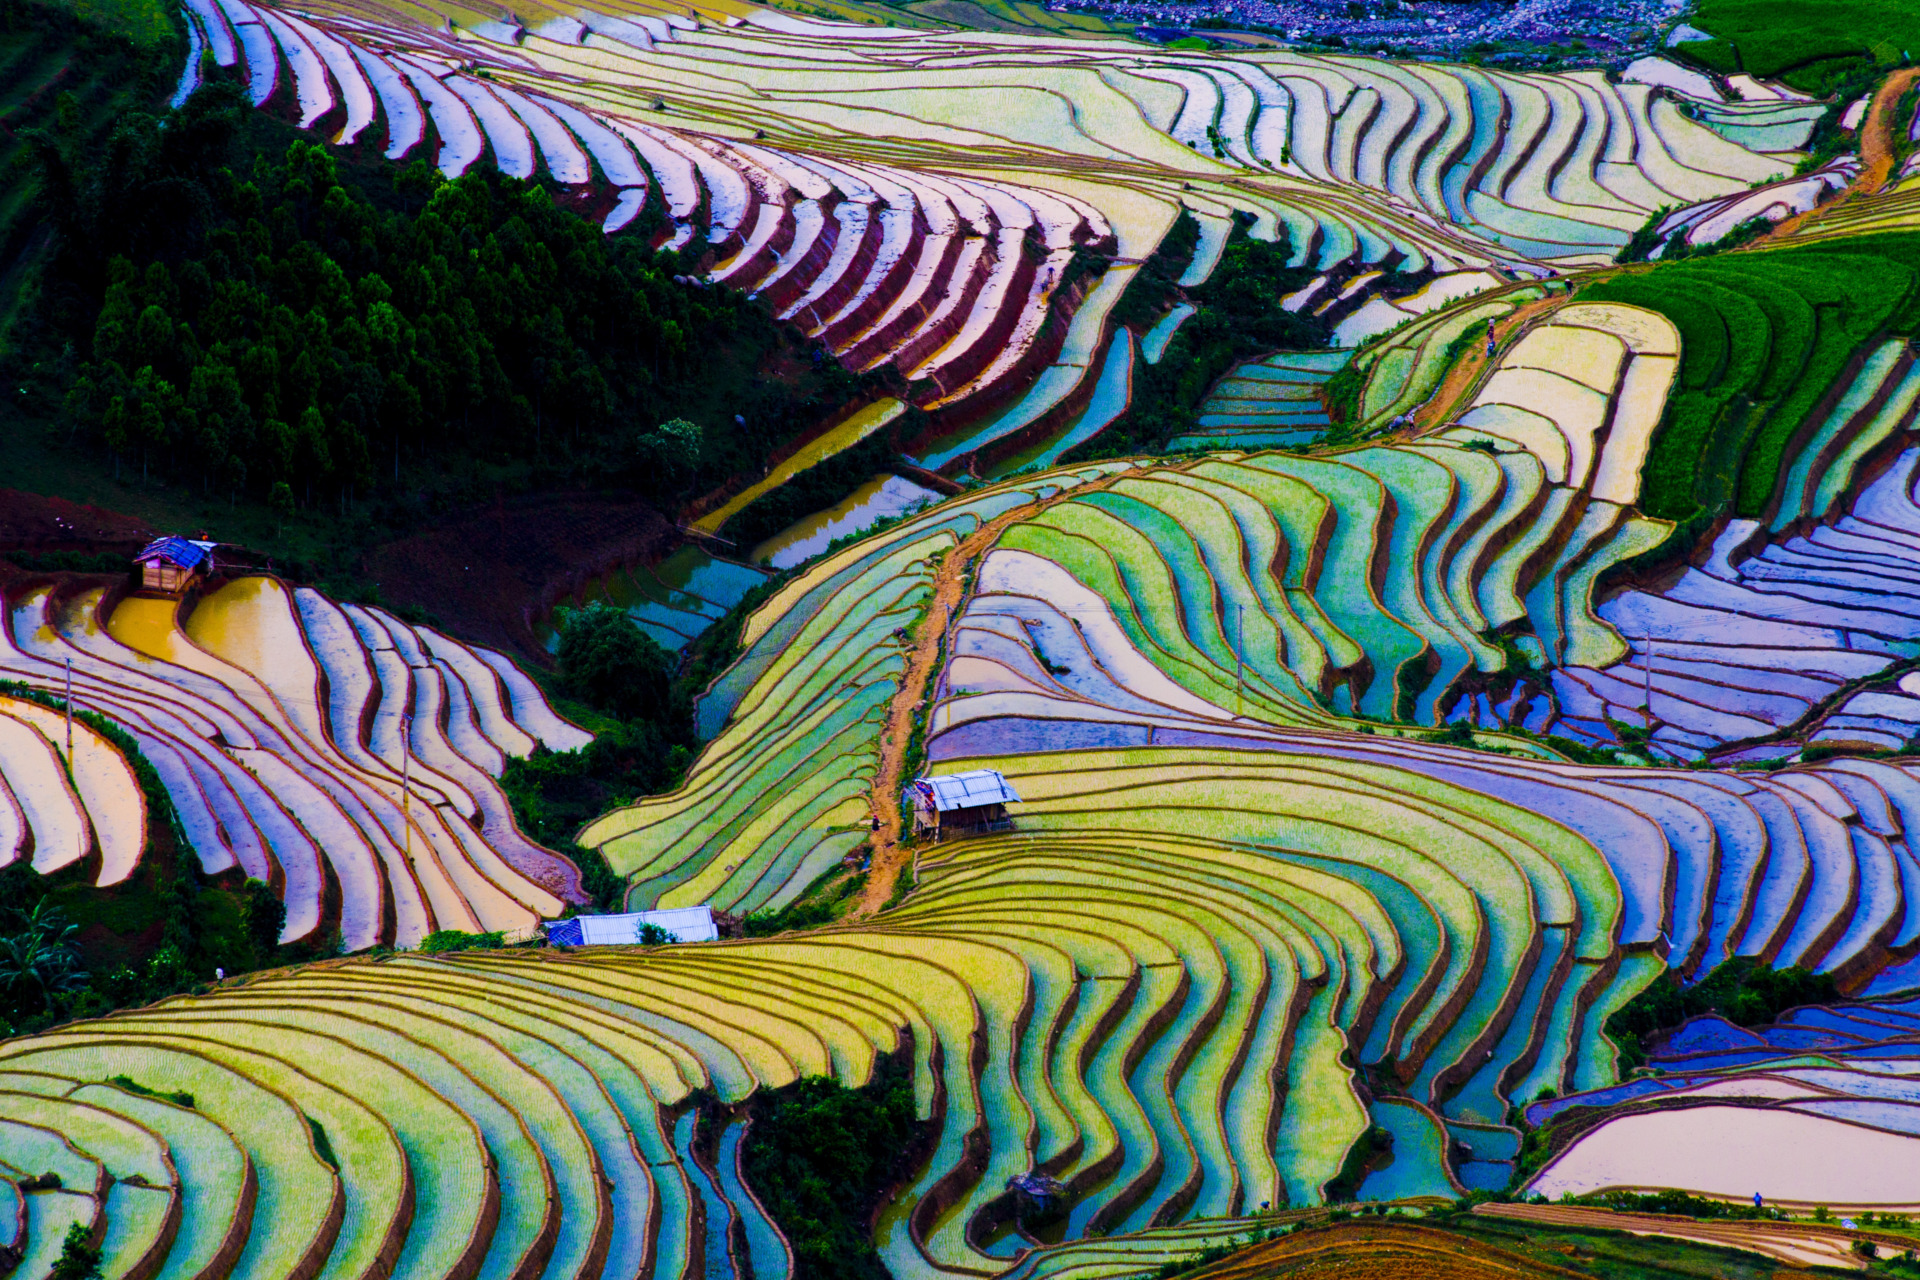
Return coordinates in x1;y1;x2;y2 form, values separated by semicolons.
63;657;72;757
1236;604;1245;718
401;713;412;864
1643;632;1654;729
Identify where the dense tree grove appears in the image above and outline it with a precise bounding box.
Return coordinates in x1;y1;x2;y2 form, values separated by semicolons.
23;79;876;512
739;1059;926;1280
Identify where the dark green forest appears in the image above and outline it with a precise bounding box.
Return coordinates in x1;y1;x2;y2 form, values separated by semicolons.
0;17;896;596
20;78;882;516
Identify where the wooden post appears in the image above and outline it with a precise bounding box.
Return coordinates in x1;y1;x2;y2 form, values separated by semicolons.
63;658;72;757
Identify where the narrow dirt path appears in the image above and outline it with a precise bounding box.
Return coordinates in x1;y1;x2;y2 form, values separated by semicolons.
853;469;1133;916
1763;66;1920;244
1858;66;1919;189
1407;292;1570;435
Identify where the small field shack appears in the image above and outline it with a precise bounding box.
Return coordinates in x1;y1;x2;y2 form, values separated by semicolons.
134;536;217;594
910;769;1021;840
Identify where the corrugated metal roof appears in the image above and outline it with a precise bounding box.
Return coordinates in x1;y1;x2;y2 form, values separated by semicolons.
912;768;1021;813
545;905;718;946
133;536;210;569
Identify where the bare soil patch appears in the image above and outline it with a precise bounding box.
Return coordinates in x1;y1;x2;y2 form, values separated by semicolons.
0;485;156;554
1189;1222;1581;1280
362;491;677;664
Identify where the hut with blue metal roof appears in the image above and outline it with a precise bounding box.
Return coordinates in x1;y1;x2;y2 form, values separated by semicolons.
133;536;216;594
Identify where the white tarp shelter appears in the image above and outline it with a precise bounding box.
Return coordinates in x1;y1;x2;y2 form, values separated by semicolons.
547;905;718;946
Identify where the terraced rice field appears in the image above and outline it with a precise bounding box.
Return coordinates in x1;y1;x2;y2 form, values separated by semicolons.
1178;351;1347;452
1452;440;1920;760
175;0;1823;466
548;278;1920;1247
0;753;1636;1280
1528;993;1920;1209
24;4;1920;1277
0;576;590;950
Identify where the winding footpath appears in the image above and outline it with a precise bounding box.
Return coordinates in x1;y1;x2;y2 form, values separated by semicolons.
1766;65;1920;245
854;465;1144;914
1410;291;1573;435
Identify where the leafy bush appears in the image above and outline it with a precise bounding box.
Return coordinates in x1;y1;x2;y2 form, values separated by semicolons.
1595;1188;1786;1220
1323;1123;1393;1203
1617;208;1672;264
417;929;506;954
502;737;686;873
1604;957;1837;1072
0;901;90;1017
49;1222;101;1280
555;601;678;725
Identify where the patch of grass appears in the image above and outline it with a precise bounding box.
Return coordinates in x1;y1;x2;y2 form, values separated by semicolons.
1675;0;1917;93
305;1113;337;1170
417;929;507;954
107;1075;192;1107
